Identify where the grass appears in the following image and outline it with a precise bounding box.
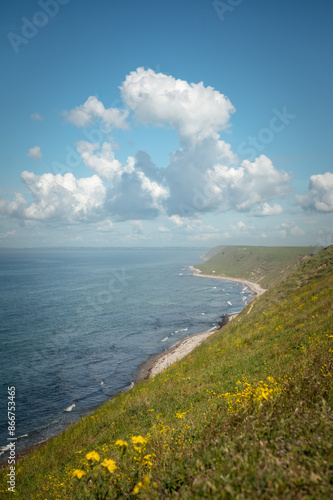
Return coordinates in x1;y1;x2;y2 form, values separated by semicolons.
196;245;321;289
0;246;332;499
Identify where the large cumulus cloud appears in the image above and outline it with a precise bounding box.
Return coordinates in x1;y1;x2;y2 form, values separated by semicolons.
1;68;300;227
120;67;235;145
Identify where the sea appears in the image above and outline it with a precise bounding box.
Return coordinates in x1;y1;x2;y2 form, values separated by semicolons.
0;247;252;460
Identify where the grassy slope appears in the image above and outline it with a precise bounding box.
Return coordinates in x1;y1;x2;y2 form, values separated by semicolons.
201;246;225;261
196;246;321;289
1;247;332;499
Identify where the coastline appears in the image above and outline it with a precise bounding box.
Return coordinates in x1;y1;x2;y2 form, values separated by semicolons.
1;267;266;468
187;266;267;298
137;268;266;380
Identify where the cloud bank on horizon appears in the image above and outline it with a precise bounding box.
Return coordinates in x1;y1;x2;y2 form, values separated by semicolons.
0;67;332;245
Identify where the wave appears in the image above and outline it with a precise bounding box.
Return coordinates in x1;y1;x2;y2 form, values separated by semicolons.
64;403;76;412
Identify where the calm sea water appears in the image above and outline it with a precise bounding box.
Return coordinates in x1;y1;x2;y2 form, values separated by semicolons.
0;248;252;459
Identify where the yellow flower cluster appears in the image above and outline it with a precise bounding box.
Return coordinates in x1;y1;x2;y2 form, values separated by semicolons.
101;458;117;473
175;411;188;419
86;451;100;462
72;450;118;483
131;435;147;452
131;435;147;445
72;469;85;479
220;376;284;413
143;454;153;467
115;439;128;448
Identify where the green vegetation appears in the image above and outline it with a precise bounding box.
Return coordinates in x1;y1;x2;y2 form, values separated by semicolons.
196;245;321;289
1;247;332;499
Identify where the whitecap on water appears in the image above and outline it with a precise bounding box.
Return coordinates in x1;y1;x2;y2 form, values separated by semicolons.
64;403;76;412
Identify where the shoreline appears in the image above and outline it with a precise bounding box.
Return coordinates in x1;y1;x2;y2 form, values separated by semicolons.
1;267;266;468
136;315;238;382
187;266;267;298
137;268;266;380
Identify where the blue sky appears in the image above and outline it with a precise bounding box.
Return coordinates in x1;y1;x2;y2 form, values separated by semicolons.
0;0;332;247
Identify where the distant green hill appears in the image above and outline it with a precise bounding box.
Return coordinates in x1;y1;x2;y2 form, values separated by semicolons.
196;245;321;289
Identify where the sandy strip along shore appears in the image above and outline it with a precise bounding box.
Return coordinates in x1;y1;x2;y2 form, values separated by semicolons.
137;269;266;380
187;266;267;298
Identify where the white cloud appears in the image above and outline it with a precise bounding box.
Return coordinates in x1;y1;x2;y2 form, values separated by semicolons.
234;156;290;210
290;225;305;237
164;137;238;216
0;193;27;218
158;226;170;232
0;69;300;235
120;67;235;145
27;146;42;160
105;167;167;221
186;222;223;241
97;219;114;232
30;113;43;121
63;96;129;130
237;221;246;229
296;172;333;212
1;172;106;222
256;202;283;216
207;155;290;214
169;215;185;227
76;142;168;221
62;71;291;222
277;222;305;239
167;215;222;240
77;141;122;182
0;229;16;239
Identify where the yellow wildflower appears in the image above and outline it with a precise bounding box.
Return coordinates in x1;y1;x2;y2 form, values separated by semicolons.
143;476;151;486
133;485;140;494
115;439;128;448
101;458;117;473
72;469;86;479
131;436;147;446
175;411;188;419
86;451;100;461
